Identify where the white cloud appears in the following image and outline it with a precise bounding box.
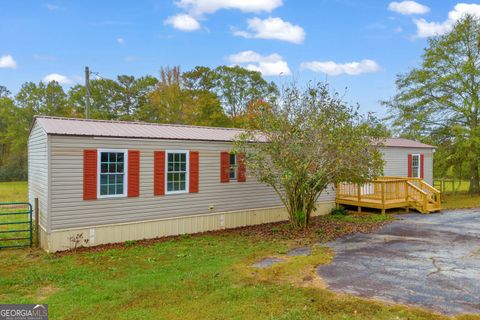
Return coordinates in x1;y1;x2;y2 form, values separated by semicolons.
0;55;16;68
125;56;138;62
46;4;62;11
300;59;381;76
414;19;452;37
176;0;282;16
414;3;480;37
388;1;430;15
233;17;305;44
43;73;72;85
228;50;291;76
167;0;283;31
164;14;200;31
117;37;125;44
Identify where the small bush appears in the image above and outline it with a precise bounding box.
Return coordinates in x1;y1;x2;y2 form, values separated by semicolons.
124;240;137;247
330;206;348;216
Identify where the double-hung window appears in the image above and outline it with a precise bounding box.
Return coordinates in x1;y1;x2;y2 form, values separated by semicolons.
166;150;189;194
411;154;420;178
98;149;128;198
229;153;237;180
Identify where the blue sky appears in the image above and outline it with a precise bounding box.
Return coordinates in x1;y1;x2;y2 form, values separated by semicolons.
1;0;479;116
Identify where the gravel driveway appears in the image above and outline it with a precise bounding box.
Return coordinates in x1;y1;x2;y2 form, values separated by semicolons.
317;210;480;315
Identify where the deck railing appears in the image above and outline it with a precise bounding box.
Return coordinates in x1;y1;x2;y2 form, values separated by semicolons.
336;176;441;213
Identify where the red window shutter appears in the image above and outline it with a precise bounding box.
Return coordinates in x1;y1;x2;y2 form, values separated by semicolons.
220;152;230;183
190;151;199;193
83;149;97;200
420;154;425;179
128;150;140;197
154;151;165;196
237;153;246;182
407;154;412;177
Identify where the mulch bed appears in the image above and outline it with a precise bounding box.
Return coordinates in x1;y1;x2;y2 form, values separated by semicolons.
53;212;392;256
229;213;392;244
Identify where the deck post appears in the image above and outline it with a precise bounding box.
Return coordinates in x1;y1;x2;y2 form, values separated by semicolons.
404;181;409;201
381;182;386;214
357;184;362;213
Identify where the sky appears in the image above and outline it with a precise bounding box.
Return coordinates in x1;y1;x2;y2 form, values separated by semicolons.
1;0;480;116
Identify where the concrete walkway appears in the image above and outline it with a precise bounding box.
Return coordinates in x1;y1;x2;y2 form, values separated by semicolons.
317;210;480;315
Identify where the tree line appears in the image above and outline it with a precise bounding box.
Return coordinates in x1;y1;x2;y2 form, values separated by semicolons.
384;15;480;193
0;65;277;181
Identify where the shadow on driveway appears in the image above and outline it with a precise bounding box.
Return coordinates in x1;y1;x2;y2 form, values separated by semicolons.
317;210;480;315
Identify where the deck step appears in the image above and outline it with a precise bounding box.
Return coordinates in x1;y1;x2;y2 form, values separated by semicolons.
427;203;441;212
409;202;441;214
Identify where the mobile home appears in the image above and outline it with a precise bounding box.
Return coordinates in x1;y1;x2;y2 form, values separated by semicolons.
29;116;436;252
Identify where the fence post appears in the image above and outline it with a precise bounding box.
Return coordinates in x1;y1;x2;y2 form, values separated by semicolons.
34;198;40;248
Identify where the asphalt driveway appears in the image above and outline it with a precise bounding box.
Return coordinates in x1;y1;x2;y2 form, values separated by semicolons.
317;210;480;315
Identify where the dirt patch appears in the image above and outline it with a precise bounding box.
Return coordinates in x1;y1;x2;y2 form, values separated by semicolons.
35;285;59;301
298;271;328;289
54;212;392;257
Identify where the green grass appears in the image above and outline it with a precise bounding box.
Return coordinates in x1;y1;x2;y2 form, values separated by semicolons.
1;235;477;320
0;181;28;202
434;179;470;193
0;181;479;319
0;182;31;247
326;212;394;223
432;179;480;209
443;192;480;210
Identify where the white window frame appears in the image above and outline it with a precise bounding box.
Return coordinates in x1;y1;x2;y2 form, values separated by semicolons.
411;153;420;178
165;150;190;195
229;153;238;181
97;149;128;199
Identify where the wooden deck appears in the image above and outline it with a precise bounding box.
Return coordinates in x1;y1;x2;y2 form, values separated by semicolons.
336;177;441;214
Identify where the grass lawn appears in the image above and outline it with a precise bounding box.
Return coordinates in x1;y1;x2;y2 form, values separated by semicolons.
0;181;479;319
2;231;478;320
443;192;480;210
0;181;28;202
434;179;470;193
0;181;31;247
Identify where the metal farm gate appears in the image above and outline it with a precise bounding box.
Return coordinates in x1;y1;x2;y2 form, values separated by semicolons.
0;202;33;249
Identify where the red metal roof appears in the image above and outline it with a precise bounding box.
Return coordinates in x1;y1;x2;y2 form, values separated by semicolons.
33;116;435;148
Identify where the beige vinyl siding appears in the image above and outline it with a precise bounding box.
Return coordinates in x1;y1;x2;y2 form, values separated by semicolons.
28;122;49;230
49;136;335;230
381;147;434;185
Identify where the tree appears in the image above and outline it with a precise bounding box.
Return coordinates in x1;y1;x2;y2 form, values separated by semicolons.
234;83;387;229
0;96;29;180
384;15;480;193
0;81;72;180
0;85;10;98
116;75;158;119
16;81;71;116
68;75;157;120
137;66;229;126
182;66;218;92
214;66;277;126
183;66;277;126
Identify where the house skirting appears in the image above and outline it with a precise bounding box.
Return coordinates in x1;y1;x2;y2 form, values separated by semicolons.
41;201;335;252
